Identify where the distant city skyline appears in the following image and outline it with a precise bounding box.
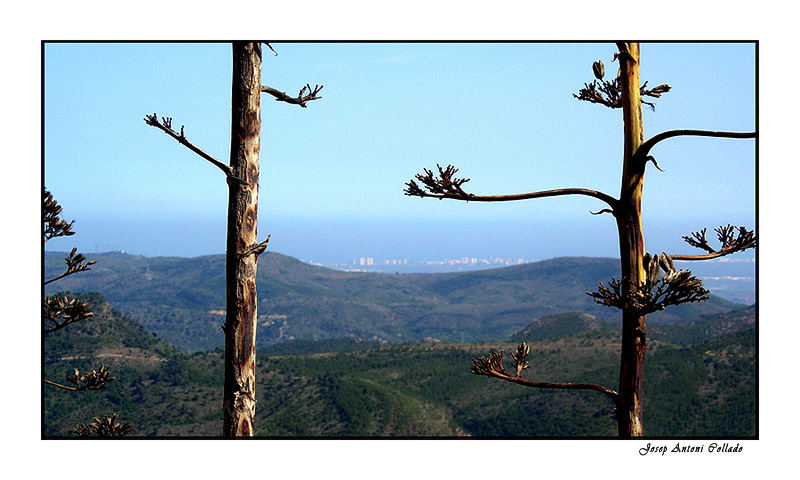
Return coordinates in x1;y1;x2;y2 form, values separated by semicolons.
44;42;755;266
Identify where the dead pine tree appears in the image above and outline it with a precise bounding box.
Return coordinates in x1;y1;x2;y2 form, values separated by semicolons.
144;42;322;437
405;42;756;437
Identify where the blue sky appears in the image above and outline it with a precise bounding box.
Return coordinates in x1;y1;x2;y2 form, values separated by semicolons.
44;42;756;263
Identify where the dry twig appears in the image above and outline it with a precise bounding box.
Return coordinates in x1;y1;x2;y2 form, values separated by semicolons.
471;342;620;403
261;84;323;108
405;164;619;210
672;225;756;261
44;366;115;391
144;114;233;176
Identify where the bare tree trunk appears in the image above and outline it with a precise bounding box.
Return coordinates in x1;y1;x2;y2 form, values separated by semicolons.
615;42;647;437
223;41;262;437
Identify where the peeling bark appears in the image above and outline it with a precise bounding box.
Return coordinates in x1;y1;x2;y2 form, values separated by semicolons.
223;41;262;438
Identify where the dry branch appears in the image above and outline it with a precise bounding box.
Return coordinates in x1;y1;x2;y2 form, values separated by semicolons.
261;84;323;108
44;247;96;285
405;164;619;210
471;343;620;403
672;225;756;261
143;114;233;176
635;129;756;164
44;366;115;391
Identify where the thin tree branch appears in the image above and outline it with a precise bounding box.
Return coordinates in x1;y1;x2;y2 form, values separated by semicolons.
44;248;95;285
471;346;620;404
43;379;80;391
405;164;619;210
671;252;733;261
264;42;278;56
144;114;233;177
670;225;756;261
44;271;74;286
445;188;620;208
43;366;115;391
507;376;620;402
261;84;323;108
635;129;756;161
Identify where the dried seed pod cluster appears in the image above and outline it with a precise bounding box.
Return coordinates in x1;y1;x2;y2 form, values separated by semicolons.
511;342;531;378
72;413;133;438
682;224;756;257
43;188;75;241
405;164;472;199
574;59;670;110
67;365;116;391
471;351;508;377
64;247;96;275
472;342;532;380
588;252;709;314
43;294;94;332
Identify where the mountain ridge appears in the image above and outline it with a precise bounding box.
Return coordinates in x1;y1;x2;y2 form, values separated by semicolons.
45;251;746;352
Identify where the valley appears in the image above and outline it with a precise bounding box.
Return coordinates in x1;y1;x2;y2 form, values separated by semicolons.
44;251;745;352
43;292;756;437
43;252;756;437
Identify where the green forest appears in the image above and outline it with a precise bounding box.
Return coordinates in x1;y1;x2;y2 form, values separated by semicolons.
43;292;755;437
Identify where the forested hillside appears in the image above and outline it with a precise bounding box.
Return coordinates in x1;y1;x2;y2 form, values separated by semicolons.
44;294;755;437
44;252;744;352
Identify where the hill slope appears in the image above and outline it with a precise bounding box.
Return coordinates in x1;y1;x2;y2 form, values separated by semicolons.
45;252;744;352
508;305;756;345
44;294;756;438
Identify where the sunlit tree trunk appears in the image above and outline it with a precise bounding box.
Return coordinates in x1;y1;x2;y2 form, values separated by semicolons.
615;42;647;437
223;41;262;437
